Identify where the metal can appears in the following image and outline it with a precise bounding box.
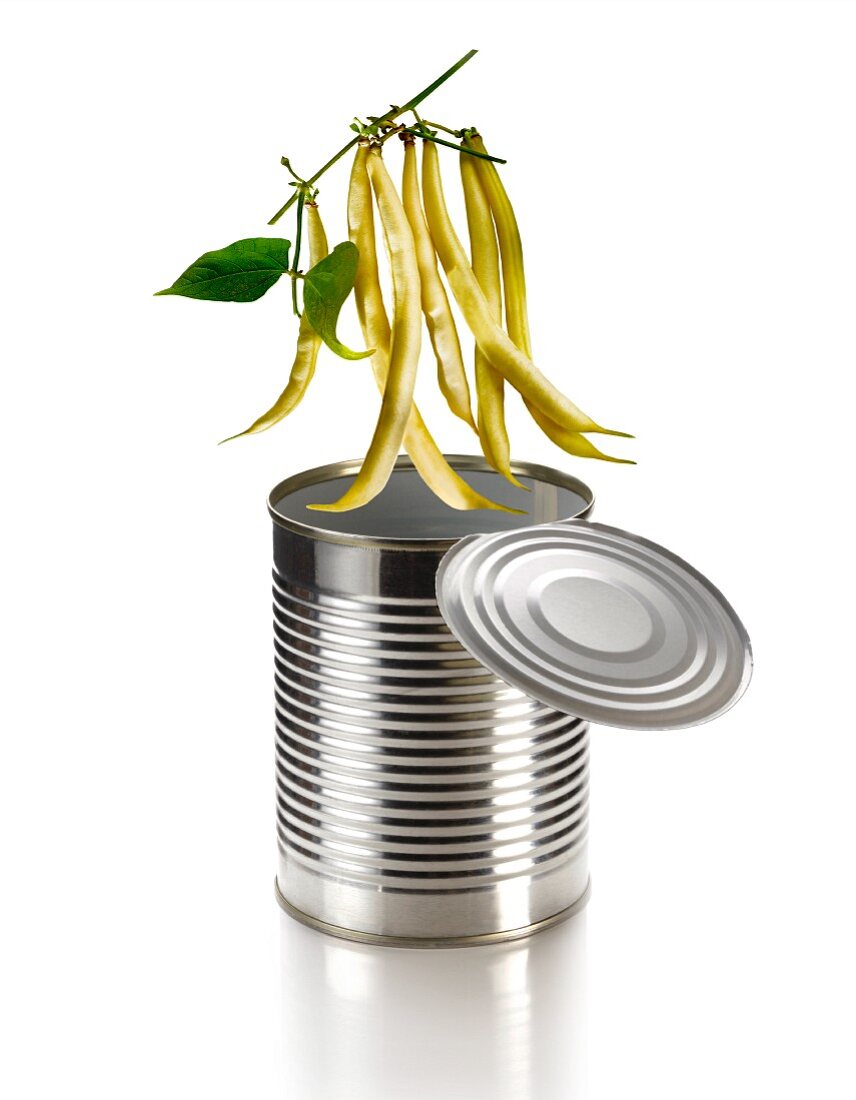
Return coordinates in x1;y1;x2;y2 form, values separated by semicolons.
269;456;594;947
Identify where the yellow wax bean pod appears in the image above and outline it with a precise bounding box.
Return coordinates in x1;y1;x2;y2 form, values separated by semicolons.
422;139;630;440
220;203;328;442
401;137;476;432
459;144;525;488
468;132;633;455
466;133;534;360
334;143;517;514
527;401;635;464
310;147;421;512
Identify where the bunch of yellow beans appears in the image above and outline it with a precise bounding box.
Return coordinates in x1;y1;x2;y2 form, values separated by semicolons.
232;133;632;512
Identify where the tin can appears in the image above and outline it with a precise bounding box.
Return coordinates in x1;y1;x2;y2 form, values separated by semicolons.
269;456;594;947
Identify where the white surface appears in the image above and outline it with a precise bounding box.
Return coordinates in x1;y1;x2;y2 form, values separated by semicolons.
1;1;854;1097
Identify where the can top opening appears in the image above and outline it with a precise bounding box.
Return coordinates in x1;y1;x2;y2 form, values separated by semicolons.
268;456;594;549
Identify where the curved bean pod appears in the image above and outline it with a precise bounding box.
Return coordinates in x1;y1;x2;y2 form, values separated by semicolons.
527;400;634;463
220;203;328;442
422;139;629;439
310;147;422;511
402;138;476;431
468;132;633;460
459;146;525;487
466;133;533;359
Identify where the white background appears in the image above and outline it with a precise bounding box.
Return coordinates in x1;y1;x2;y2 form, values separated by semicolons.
1;1;854;1097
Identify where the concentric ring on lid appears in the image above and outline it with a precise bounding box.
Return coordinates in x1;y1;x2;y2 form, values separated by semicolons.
436;521;753;730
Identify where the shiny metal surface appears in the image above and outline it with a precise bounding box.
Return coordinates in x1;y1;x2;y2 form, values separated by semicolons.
437;520;754;730
275;877;591;948
269;457;594;943
269;454;593;548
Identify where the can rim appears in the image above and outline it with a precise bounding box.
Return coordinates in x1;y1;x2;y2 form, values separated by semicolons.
267;455;595;551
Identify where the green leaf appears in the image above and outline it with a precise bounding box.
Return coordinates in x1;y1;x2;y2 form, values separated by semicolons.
302;242;373;360
155;238;291;302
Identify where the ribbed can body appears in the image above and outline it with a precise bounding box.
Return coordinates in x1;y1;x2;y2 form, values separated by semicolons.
270;458;593;945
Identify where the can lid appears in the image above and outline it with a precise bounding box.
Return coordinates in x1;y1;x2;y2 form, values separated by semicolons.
436;520;753;730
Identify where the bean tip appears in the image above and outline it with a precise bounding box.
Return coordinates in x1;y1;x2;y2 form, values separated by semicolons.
597;428;634;439
498;471;530;491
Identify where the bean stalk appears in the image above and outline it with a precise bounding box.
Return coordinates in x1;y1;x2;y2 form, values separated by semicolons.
290;192;305;316
403;127;505;162
268;48;480;225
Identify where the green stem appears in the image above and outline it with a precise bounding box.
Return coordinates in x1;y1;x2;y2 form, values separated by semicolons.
403;128;506;163
291;192;305;316
268;48;479;224
281;157;304;184
400;48;478;114
419;118;462;138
